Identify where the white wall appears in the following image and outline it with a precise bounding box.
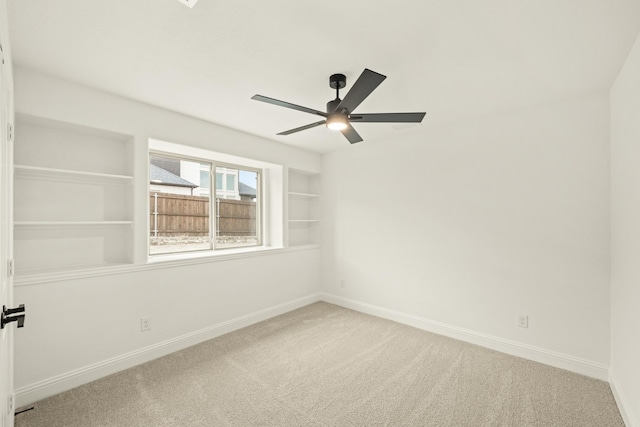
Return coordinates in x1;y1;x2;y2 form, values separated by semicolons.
610;31;640;427
322;93;611;370
12;68;322;405
13;61;634;417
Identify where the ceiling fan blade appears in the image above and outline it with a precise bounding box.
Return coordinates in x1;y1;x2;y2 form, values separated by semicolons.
334;69;386;114
252;95;327;118
341;123;363;144
277;120;326;136
350;112;426;123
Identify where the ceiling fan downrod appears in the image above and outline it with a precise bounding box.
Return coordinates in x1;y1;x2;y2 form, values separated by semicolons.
327;73;346;114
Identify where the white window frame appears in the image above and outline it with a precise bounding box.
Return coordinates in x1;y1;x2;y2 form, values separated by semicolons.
148;138;282;262
212;162;262;250
149;153;214;255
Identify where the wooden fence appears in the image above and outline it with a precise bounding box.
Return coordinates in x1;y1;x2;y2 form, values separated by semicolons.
150;192;256;237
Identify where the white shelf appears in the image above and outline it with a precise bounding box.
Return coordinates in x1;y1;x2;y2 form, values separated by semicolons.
288;191;320;199
14;220;133;229
14;164;133;183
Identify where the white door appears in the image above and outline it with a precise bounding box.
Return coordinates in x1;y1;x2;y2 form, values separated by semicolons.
0;14;15;426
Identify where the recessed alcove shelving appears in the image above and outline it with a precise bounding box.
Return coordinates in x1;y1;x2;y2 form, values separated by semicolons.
13;115;135;277
286;168;320;247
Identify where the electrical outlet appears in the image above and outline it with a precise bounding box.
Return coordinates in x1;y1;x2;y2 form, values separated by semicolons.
141;317;151;332
517;314;528;328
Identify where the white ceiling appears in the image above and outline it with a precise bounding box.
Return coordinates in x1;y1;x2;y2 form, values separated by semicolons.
7;0;640;153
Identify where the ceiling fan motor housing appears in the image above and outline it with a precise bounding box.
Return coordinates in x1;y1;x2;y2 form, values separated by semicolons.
326;98;342;114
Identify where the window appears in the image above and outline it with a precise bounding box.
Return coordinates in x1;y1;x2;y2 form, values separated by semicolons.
226;174;235;191
215;167;260;248
215;172;223;190
149;152;262;255
199;165;210;195
215;167;239;200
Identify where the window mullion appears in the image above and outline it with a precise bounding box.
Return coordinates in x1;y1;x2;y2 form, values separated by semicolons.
211;163;217;251
207;163;214;251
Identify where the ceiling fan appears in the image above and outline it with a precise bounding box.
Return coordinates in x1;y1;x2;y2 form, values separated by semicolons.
251;69;426;144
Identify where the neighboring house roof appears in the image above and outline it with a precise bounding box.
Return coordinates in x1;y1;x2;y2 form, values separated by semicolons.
150;156;181;177
149;164;198;188
239;182;256;197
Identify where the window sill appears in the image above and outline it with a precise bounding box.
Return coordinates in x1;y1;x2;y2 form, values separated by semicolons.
148;245;283;264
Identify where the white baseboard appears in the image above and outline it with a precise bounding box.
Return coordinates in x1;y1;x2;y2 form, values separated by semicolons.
610;369;639;427
320;293;610;381
15;293;322;407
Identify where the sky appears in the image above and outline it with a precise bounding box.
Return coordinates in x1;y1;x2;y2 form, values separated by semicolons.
239;170;257;189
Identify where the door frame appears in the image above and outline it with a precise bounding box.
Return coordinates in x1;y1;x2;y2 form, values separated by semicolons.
0;0;15;425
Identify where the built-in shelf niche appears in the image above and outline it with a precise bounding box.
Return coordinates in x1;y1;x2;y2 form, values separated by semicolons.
13;114;135;277
287;168;320;247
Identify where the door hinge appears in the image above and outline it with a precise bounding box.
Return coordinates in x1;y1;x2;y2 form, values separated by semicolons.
7;260;13;278
7;395;14;415
7;123;13;142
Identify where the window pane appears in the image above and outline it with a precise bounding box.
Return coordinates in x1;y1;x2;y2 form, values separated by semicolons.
215;167;259;249
226;174;236;191
149;154;211;255
215;167;239;199
200;168;210;189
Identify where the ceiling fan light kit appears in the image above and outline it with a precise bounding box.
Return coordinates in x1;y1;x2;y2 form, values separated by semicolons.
326;114;348;131
252;69;426;144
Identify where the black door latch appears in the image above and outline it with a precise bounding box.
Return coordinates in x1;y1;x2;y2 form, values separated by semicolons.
1;304;26;329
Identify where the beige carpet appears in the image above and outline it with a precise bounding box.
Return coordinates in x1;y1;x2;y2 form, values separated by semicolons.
16;302;624;426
